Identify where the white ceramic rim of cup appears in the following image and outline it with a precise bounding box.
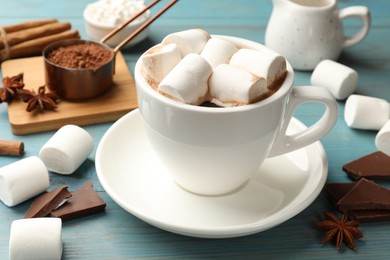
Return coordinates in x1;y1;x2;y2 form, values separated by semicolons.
83;7;151;29
134;35;295;114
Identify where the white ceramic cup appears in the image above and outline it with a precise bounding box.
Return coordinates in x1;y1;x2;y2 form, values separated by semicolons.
134;36;338;195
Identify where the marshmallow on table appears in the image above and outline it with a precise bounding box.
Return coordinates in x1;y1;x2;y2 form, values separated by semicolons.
161;29;210;56
209;64;268;106
344;94;390;130
376;120;390;156
229;48;287;89
158;53;212;105
0;156;49;207
9;218;62;260
39;125;93;175
200;37;238;68
311;59;358;100
141;43;182;89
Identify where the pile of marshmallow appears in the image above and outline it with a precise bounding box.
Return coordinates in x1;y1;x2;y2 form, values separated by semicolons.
0;125;94;260
141;29;287;107
84;0;148;26
310;59;390;156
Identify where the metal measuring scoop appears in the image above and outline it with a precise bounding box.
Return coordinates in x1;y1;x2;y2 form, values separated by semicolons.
43;0;178;100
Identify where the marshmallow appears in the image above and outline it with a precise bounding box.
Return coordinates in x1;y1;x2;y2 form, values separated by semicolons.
229;48;287;89
39;125;94;175
85;0;148;26
0;156;49;207
141;43;182;88
158;53;212;105
376;120;390;156
161;29;210;56
209;64;268;106
311;59;358;100
9;218;62;260
200;37;238;68
344;94;390;130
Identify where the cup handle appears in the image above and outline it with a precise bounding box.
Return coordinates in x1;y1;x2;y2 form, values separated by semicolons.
268;86;338;157
339;6;371;48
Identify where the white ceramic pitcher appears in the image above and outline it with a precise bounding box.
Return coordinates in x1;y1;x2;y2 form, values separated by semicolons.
265;0;370;70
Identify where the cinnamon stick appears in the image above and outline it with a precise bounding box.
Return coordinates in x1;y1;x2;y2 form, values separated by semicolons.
3;19;57;33
0;140;24;156
1;30;80;60
0;22;71;49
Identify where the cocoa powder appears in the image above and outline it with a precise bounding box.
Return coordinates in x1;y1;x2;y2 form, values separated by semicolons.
47;42;113;69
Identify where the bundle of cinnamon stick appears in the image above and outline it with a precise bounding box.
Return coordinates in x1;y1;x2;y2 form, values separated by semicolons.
0;19;80;61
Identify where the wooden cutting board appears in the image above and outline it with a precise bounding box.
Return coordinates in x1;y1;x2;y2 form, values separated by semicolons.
1;52;137;135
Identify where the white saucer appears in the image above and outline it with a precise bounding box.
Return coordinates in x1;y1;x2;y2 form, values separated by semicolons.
96;109;328;238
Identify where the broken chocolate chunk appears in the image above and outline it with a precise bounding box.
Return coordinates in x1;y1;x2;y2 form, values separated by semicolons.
325;180;390;223
348;209;390;223
50;182;106;221
343;151;390;180
337;178;390;212
24;186;72;218
325;183;355;204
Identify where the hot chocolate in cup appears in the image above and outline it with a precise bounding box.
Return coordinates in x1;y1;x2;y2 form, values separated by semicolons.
134;35;338;195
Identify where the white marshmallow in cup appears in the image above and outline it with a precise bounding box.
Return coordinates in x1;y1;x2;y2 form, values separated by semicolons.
229;48;287;88
311;59;358;100
344;94;390;130
0;156;49;207
39;125;94;175
200;37;238;68
376;120;390;156
9;218;62;260
141;43;182;88
158;53;212;105
161;29;210;56
209;64;268;106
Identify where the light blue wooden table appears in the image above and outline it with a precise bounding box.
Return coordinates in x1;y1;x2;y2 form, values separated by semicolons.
1;0;389;259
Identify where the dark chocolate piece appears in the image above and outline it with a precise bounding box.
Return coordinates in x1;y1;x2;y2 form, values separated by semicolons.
50;182;106;221
348;209;390;223
325;181;390;222
337;178;390;212
343;151;390;180
24;186;72;218
325;182;355;204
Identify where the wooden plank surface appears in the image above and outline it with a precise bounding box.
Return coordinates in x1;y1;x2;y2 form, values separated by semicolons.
1;52;137;135
1;0;390;259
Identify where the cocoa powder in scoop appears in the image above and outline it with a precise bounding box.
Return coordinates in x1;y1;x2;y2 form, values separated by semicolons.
47;42;113;69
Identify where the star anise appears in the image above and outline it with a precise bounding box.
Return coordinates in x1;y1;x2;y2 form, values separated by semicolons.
0;73;25;103
18;85;59;112
316;212;363;250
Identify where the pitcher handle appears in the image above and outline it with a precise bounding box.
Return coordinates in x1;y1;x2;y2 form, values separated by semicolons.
268;87;338;157
339;6;371;48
